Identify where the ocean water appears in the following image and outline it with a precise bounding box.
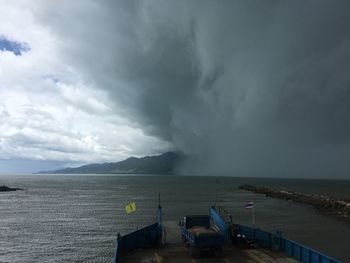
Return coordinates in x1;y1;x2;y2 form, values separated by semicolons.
0;175;349;262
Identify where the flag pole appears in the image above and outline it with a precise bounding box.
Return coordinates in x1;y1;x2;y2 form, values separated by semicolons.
244;201;255;228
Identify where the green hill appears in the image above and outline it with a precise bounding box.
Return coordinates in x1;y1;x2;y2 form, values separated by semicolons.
38;152;184;174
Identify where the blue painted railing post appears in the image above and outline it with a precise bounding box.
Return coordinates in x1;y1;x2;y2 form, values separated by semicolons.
308;249;311;263
113;233;121;263
277;230;282;250
112;240;117;263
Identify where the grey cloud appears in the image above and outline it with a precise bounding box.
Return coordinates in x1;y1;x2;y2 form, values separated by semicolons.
7;132;88;154
32;0;350;177
0;104;92;160
21;105;54;121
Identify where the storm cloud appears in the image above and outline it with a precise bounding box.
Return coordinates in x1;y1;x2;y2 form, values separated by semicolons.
2;1;350;177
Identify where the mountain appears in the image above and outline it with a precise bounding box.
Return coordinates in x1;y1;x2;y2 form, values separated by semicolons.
38;152;185;174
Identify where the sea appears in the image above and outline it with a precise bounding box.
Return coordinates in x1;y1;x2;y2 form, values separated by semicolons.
0;174;349;262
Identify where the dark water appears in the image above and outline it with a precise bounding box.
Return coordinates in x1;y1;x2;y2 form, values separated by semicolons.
0;175;349;262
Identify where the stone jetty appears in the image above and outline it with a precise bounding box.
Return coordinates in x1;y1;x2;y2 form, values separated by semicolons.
239;184;350;224
0;185;23;192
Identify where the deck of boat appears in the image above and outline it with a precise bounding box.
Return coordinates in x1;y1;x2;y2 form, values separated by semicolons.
120;221;299;263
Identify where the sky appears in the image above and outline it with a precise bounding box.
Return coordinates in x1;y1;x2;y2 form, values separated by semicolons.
0;1;350;178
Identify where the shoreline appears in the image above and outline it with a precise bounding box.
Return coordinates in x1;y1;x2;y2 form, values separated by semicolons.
239;184;350;224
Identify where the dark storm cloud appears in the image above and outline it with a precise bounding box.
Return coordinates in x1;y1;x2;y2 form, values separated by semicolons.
34;0;350;177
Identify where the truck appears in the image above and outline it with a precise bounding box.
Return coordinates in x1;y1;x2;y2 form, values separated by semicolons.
180;215;225;257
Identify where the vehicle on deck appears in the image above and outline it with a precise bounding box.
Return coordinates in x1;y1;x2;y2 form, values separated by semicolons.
179;215;225;257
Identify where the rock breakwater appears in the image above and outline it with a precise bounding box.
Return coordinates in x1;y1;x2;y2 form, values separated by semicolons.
239;184;350;224
0;185;23;192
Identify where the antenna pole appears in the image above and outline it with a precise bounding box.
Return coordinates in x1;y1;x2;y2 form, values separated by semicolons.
158;193;161;208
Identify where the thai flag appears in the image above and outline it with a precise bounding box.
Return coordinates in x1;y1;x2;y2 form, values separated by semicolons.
245;201;254;209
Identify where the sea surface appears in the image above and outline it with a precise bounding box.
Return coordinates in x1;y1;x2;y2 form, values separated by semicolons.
0;175;349;262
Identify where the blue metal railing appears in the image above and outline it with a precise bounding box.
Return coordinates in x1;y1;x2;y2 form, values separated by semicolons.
282;238;342;263
233;224;273;248
113;223;160;263
113;205;163;263
232;224;342;263
210;206;343;263
113;206;343;263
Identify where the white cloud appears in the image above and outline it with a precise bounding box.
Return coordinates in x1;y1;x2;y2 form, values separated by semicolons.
0;1;171;170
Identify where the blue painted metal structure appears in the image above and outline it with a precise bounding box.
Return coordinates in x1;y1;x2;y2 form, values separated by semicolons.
282;238;342;263
210;206;231;243
113;203;163;263
181;227;225;248
113;204;343;263
113;223;160;262
180;215;225;248
231;223;343;262
233;223;273;248
209;206;343;263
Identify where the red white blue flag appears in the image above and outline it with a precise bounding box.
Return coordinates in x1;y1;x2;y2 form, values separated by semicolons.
245;201;254;209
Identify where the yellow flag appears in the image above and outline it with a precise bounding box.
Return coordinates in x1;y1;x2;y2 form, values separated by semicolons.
125;202;136;214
